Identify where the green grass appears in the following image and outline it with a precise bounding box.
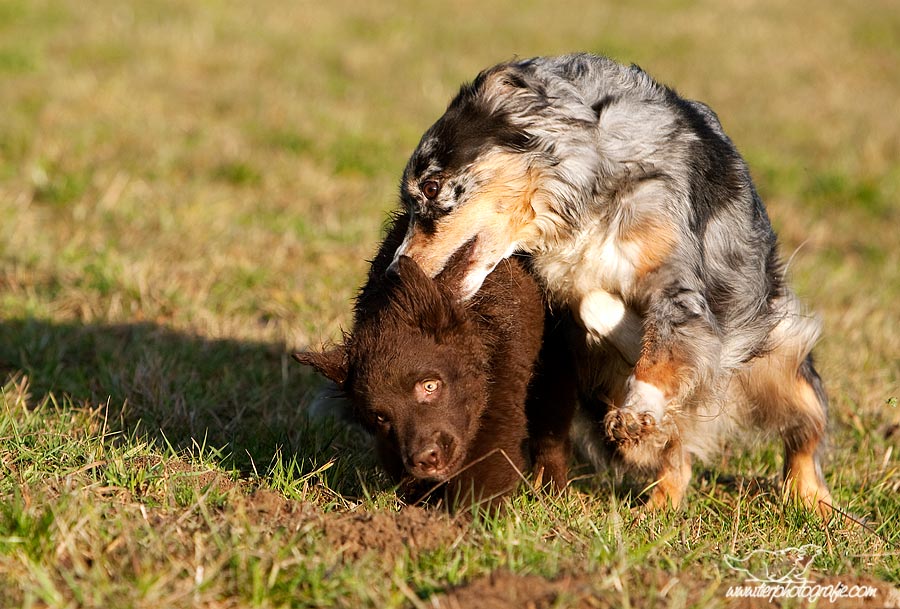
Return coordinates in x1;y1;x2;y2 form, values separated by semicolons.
1;0;898;607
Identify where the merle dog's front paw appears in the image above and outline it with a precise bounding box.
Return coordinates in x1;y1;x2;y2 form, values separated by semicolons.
605;377;677;446
604;409;660;444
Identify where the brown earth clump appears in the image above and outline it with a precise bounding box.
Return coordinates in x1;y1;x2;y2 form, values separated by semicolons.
322;505;467;561
234;489;467;561
433;570;601;609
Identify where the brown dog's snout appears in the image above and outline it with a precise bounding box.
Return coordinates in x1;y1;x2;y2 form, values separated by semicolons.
412;444;442;470
407;433;455;478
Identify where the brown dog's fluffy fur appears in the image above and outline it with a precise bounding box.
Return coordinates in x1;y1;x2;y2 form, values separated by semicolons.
295;214;570;509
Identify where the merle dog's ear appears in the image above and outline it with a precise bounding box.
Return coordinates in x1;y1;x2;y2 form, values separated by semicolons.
292;347;348;385
471;61;550;120
390;256;465;338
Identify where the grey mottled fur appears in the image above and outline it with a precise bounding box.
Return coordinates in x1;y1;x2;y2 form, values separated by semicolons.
390;54;832;513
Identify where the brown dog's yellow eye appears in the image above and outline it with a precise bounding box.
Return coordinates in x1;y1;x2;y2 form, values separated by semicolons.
415;379;442;402
421;180;440;199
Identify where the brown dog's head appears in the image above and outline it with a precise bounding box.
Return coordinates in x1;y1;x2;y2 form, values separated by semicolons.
294;256;491;483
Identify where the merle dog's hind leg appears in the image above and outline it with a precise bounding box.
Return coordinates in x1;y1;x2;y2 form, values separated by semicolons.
740;303;833;518
781;356;832;518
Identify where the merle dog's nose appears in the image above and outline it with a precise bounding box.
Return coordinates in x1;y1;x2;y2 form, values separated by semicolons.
385;258;400;279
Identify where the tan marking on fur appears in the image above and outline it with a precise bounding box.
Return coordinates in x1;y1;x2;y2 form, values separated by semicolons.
403;151;543;278
784;435;833;520
793;377;827;432
633;323;687;399
403;202;497;277
647;443;692;509
633;358;683;399
468;152;539;224
740;344;832;519
621;215;679;278
782;381;832;519
740;343;826;432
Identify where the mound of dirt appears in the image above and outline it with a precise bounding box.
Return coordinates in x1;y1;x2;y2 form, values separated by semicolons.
235;490;466;561
239;489;320;529
433;570;601;609
322;505;466;561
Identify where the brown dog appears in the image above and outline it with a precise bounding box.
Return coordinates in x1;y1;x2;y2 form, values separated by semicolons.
295;214;572;509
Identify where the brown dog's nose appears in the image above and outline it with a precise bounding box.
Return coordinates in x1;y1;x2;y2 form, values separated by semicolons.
412;444;443;472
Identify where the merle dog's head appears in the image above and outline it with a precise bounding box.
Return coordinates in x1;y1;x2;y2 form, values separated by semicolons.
388;56;602;299
295;255;491;482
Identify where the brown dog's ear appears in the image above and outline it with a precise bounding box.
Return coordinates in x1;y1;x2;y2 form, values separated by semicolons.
434;236;478;297
389;256;466;339
292;348;348;385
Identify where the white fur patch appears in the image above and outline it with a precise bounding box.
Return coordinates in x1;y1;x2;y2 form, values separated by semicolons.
577;290;642;363
623;377;668;421
579;289;626;336
457;238;522;300
458;264;495;301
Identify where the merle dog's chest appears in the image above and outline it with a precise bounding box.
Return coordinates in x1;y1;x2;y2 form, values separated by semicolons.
530;223;649;363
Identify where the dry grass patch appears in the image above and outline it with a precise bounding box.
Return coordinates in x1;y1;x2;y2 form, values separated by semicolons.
1;0;898;607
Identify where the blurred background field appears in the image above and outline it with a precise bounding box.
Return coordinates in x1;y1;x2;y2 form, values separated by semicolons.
1;1;898;607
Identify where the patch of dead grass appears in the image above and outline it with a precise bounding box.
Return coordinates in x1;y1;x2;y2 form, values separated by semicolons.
1;0;898;607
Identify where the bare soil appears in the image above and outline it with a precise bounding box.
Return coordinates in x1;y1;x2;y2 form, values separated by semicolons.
322;505;466;561
238;489;466;561
431;569;900;609
433;570;602;609
234;490;900;607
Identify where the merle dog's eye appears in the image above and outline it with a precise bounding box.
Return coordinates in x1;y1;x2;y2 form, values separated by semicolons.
422;379;440;393
421;180;440;200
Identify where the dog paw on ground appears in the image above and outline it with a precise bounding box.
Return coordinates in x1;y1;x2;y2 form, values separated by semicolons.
604;408;676;446
605;409;657;443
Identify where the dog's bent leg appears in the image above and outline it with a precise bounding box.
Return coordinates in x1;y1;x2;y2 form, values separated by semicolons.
751;358;832;518
605;284;720;447
780;358;833;518
740;305;832;518
767;357;832;520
